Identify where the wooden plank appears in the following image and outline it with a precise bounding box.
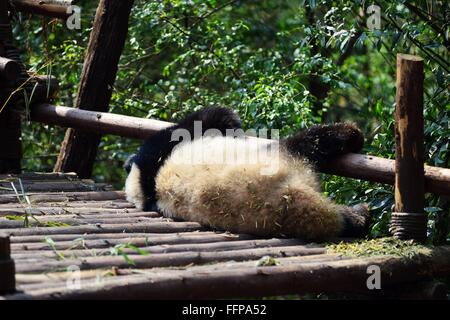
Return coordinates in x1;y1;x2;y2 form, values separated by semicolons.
4;221;204;236
0;191;126;204
0;215;167;228
0;180;112;193
9;232;159;243
0;172;78;181
11;238;308;260
11;232;253;251
15;254;347;286
14;245;328;273
0;207;143;217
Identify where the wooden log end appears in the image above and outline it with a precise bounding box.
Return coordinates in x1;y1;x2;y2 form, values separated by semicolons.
0;233;15;294
0;56;21;81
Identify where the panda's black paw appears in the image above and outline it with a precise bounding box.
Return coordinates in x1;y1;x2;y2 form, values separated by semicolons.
340;203;371;238
143;200;161;213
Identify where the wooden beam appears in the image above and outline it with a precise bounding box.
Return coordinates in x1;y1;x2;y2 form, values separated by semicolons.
0;190;126;204
32;103;171;139
4;221;204;236
54;0;134;178
391;54;426;242
31;103;450;196
9;0;79;19
13;246;326;273
323;154;450;197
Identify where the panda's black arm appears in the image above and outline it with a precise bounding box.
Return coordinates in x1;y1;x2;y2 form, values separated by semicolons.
136;132;176;212
129;106;242;212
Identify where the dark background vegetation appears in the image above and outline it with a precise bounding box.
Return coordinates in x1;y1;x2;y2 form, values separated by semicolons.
12;0;449;244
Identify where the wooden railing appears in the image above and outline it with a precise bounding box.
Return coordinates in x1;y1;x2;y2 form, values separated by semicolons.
30;103;450;199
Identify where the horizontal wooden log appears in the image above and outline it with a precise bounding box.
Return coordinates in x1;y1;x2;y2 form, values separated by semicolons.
0;215;166;229
5;246;450;299
5;221;204;237
0;207;141;217
0;191;126;204
322;154;450;196
11;232;253;251
31;104;450;196
0;180;112;193
12;238;307;260
31;104;171;139
10;0;79;19
14;245;327;273
10;232;159;244
16;254;345;287
0;172;78;181
0;56;20;81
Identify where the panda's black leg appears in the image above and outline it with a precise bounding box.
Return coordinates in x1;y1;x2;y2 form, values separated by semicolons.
282;123;364;167
143;199;160;213
339;204;371;238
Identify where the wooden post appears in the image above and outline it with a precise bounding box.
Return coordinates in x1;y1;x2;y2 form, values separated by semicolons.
391;54;426;242
0;233;15;294
54;0;134;178
0;0;22;174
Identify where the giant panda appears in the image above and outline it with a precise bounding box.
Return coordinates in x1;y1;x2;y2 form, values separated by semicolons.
124;107;370;241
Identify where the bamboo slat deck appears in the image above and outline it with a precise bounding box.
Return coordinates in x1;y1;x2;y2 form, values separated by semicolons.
0;173;449;299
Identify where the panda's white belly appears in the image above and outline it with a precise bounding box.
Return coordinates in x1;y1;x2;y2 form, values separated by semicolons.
155;136;343;240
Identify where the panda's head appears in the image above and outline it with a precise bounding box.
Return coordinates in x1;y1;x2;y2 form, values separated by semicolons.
124;153;145;210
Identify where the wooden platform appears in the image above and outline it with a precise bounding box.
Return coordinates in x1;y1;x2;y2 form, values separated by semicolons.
0;173;449;299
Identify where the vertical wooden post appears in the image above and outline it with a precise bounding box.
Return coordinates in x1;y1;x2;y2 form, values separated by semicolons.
391;54;426;242
0;233;15;294
54;0;134;178
0;0;22;174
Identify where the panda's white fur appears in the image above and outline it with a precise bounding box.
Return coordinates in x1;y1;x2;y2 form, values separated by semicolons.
125;163;145;211
153;136;345;240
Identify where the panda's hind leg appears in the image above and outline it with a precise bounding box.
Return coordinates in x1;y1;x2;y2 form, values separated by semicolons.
282;123;364;167
338;203;372;238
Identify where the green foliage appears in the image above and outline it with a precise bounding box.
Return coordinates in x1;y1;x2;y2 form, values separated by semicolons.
13;0;449;243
